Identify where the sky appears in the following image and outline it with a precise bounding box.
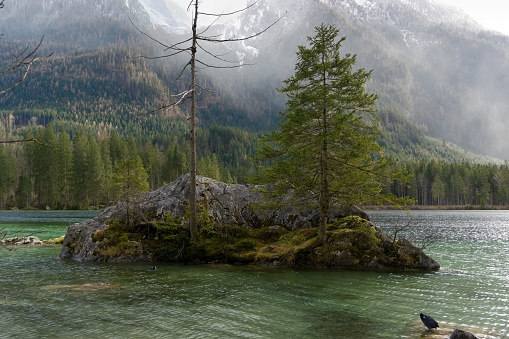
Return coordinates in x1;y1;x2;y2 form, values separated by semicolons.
174;0;509;36
438;0;509;36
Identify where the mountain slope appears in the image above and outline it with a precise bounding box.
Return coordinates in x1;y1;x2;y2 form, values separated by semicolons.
1;0;509;161
217;0;509;158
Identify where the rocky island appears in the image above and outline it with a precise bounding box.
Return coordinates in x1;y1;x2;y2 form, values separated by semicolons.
59;174;439;270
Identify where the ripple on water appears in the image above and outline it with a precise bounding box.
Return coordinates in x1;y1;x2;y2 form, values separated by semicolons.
2;211;509;338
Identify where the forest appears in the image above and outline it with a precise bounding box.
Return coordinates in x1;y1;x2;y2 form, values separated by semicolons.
2;1;509;210
1;120;509;210
0;123;258;210
386;160;509;208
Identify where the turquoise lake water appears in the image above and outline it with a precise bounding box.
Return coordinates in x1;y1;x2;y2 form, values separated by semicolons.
1;210;508;338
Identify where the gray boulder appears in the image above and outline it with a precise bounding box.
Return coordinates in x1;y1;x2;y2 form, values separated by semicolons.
59;174;367;262
58;174;440;271
136;174;368;229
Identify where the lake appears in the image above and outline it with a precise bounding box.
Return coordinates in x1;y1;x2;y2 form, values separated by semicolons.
0;210;508;338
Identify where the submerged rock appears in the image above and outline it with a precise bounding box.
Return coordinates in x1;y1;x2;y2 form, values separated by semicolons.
58;174;439;270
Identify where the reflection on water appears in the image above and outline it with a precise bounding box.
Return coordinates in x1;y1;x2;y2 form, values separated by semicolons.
0;210;508;338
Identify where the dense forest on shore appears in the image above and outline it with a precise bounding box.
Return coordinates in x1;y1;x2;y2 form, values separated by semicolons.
1;122;508;210
388;160;509;208
0;123;257;210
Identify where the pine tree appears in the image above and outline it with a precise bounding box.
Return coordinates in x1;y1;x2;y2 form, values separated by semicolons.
56;129;73;209
0;145;15;208
110;155;149;226
256;24;399;241
71;129;89;209
85;135;104;207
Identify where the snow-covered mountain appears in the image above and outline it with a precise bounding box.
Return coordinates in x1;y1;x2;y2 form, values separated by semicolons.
0;0;189;36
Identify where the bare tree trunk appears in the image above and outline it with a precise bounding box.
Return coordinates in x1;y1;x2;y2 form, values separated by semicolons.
130;0;284;241
189;1;198;241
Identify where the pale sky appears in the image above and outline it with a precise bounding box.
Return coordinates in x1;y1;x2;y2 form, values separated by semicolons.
438;0;509;36
174;0;509;36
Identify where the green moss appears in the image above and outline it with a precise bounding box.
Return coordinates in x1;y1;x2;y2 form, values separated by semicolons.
93;212;424;269
325;216;379;265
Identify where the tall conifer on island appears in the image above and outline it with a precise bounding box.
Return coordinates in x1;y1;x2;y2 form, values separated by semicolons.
255;24;402;241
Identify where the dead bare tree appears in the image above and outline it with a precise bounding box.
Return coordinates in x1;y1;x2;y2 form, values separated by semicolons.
391;213;438;249
132;0;284;241
0;226;15;252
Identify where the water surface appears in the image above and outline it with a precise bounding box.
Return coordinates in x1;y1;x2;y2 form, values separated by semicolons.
0;210;99;239
1;210;508;338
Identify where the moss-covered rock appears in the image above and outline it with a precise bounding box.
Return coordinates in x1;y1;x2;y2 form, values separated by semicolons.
59;175;439;270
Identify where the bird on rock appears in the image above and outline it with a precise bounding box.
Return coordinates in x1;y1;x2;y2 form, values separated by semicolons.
420;313;439;331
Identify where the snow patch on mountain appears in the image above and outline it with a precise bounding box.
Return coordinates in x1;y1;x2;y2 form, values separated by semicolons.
136;0;189;34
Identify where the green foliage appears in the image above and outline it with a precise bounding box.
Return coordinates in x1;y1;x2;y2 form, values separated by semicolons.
93;220;142;259
109;156;149;202
386;159;509;207
254;24;402;240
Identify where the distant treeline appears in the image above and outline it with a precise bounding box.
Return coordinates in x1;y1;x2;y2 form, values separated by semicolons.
2;124;509;210
0;124;258;210
386;160;509;208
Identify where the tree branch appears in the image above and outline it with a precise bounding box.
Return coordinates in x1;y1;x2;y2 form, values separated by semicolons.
0;36;53;95
0;138;48;146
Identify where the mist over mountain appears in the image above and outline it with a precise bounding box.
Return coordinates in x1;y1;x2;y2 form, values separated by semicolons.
1;0;509;160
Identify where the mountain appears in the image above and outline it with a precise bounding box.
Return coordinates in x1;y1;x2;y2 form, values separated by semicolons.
218;0;509;158
1;0;509;160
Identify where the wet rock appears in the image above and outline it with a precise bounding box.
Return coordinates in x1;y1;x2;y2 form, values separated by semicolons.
59;175;367;262
2;236;44;246
450;329;478;339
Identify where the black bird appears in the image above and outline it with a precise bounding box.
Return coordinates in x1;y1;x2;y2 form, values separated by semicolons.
148;266;157;271
420;313;439;331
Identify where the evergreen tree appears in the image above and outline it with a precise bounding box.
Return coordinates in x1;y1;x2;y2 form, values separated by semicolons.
56;129;73;209
109;132;128;167
0;145;15;208
255;24;400;241
72;129;89;208
30;125;59;208
100;137;113;203
110;155;149;226
85;135;104;207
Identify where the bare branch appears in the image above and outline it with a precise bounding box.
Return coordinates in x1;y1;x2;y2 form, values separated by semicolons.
0;36;53;95
197;12;287;44
135;89;193;116
129;17;172;50
0;138;49;146
196;58;248;70
195;40;244;65
198;0;260;18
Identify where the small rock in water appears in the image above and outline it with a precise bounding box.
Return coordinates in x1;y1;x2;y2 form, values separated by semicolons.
449;329;478;339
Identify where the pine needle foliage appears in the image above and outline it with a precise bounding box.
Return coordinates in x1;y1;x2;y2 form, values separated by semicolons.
255;24;402;241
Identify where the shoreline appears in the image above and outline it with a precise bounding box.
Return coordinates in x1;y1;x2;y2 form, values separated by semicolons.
362;205;509;211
